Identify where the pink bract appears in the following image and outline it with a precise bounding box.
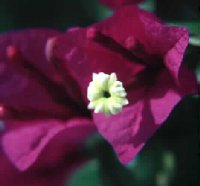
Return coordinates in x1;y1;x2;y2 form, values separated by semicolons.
0;5;198;169
49;6;197;164
0;29;95;171
0;128;89;186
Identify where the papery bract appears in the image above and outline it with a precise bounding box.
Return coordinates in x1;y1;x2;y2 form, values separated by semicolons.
0;124;90;186
49;6;197;164
0;5;198;170
0;29;95;172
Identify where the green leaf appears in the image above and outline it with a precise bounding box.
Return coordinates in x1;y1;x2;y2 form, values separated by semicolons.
81;0;111;21
68;160;102;186
189;36;200;47
69;139;136;186
139;0;156;12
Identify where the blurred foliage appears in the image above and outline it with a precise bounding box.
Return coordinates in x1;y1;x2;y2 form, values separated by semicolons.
168;22;200;35
68;160;102;186
156;0;200;21
0;0;199;185
189;36;200;47
139;0;156;12
0;0;110;32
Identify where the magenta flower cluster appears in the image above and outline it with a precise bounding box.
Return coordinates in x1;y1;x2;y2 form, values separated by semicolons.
0;0;198;185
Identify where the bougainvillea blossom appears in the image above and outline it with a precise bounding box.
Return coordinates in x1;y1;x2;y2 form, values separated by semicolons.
87;72;128;116
0;29;95;171
0;129;89;186
99;0;144;9
49;6;197;164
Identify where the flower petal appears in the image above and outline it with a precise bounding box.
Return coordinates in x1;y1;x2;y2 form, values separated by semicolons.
94;67;197;164
0;129;90;186
148;68;197;125
2;118;95;170
49;28;143;102
0;29;75;120
94;6;189;73
164;27;189;80
0;29;61;81
93;102;144;163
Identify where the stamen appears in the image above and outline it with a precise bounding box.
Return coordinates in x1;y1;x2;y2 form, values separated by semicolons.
86;27;144;65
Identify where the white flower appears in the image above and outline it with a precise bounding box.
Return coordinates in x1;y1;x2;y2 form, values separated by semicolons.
87;72;128;116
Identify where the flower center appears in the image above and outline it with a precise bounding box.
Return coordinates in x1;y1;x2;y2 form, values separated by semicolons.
103;91;111;98
87;72;128;116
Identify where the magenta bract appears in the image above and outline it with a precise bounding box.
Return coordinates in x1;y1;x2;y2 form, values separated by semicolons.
0;29;95;171
0;129;89;186
0;6;198;170
49;6;197;164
